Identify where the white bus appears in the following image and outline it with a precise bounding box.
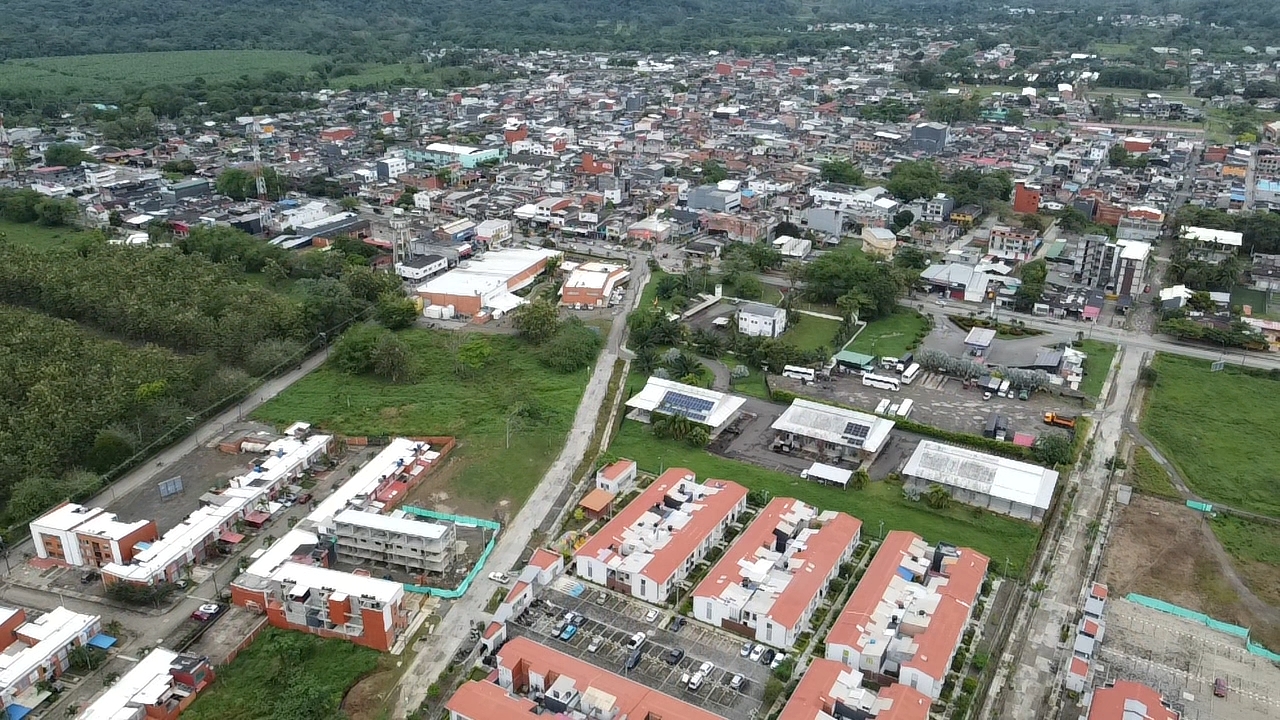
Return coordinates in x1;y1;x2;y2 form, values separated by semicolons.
896;398;915;418
862;373;901;392
875;398;892;415
782;365;816;382
901;363;922;385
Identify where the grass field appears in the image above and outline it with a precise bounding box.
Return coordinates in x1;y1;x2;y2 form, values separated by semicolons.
727;366;772;401
0;50;321;96
1091;43;1136;59
253;329;590;510
781;314;842;352
1208;515;1280;608
1077;340;1118;400
1142;354;1280;518
1126;446;1182;500
183;628;379;720
0;219;88;250
608;422;1040;575
844;310;929;359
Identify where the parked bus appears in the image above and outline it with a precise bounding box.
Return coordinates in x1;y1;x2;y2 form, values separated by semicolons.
901;363;922;385
862;373;901;392
875;398;892;415
896;399;914;418
782;365;816;382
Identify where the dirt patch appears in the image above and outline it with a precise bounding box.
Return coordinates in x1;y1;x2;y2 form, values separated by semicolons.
341;666;398;720
398;449;497;520
1101;495;1280;649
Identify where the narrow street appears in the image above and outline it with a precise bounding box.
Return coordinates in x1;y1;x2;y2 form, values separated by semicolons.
984;348;1141;719
393;256;650;717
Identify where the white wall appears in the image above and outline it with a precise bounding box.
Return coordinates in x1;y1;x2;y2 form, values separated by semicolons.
576;556;608;586
898;665;941;699
31;526;84;565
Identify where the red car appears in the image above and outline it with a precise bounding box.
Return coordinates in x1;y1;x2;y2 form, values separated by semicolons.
191;603;222;622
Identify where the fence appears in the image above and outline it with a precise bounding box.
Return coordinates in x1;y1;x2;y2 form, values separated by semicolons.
1125;593;1280;662
399;506;500;599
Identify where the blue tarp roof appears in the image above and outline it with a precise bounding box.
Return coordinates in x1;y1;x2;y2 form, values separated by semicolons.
87;633;117;650
897;567;915;581
6;704;32;720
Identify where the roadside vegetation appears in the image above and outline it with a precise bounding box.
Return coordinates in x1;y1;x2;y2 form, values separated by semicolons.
1076;340;1118;400
183;628;378;720
1142;354;1280;518
1209;515;1280;608
1126;446;1181;501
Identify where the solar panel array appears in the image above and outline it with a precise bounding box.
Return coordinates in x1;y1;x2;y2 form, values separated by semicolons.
841;421;871;448
658;391;715;422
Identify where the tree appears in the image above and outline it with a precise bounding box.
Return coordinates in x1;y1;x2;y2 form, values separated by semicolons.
735;275;763;300
330;324;386;375
539;318;603;372
886;160;942;202
35;197;78;226
513;299;560;344
820;159;864;186
700;160;727;184
851;469;870;490
215;168;254;200
454;336;492;377
924;484;953;509
1187;291;1216;312
370;332;414;383
43;143;90;167
162;159;197;175
376;293;418;330
894;246;929;271
774;221;804;240
1033;434;1073;467
338;197;361;211
890;210;915;233
1054;207;1090;234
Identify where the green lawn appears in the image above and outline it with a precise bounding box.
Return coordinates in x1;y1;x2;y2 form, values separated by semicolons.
844;310;930;359
1142;354;1280;518
1077;340;1118;400
0;219;88;250
1208;514;1280;609
726;366;772;401
608;422;1040;575
183;628;378;720
0;51;321;96
253;329;590;509
1126;446;1181;500
782;314;842;352
1091;43;1136;59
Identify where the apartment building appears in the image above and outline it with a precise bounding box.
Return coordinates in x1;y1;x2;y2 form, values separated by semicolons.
575;468;748;604
0;606;102;716
30;503;157;569
988;225;1041;263
232;560;408;652
77;648;215;720
825;531;989;699
693;499;861;649
780;659;930;720
487;637;727;720
737;302;788;338
560;261;629;308
333;509;457;574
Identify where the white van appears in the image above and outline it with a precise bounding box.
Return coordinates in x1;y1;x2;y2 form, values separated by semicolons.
901;363;921;385
875;398;891;415
997;380;1011;398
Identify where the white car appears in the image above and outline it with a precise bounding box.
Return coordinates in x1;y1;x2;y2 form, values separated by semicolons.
644;609;659;623
748;644;765;662
698;661;714;676
688;672;705;691
729;673;745;691
771;653;788;670
626;631;647;650
487;572;510;584
588;636;603;653
739;641;752;657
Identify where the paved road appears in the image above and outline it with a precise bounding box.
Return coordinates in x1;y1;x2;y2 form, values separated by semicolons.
393;256;651;717
986;348;1140;719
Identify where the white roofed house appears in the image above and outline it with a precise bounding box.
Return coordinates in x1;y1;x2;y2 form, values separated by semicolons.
1181;225;1243;264
0;605;103;717
901;441;1059;522
771;399;896;464
625;377;747;437
737;302;788;338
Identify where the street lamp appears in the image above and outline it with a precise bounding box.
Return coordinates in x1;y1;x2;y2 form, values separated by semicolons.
878;520;884;541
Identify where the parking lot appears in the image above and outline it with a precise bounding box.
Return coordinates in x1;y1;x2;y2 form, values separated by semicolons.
507;582;774;717
1091;599;1280;720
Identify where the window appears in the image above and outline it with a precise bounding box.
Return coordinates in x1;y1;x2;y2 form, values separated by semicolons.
766;624;773;641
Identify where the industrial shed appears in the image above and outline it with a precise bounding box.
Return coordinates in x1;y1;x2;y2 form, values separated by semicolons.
770;399;896;463
901;441;1058;522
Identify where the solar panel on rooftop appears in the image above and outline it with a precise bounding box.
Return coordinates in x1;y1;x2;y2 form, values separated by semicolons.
658;390;715;422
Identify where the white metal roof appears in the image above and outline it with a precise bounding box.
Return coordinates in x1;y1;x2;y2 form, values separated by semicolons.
1182;226;1242;247
902;440;1058;510
625;377;746;429
333;508;449;540
0;606;100;691
271;561;403;603
30;503;106;532
770;399;895;454
77;647;181;720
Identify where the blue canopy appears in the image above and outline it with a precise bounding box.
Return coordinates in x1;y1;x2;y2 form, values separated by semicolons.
87;634;117;650
6;703;32;720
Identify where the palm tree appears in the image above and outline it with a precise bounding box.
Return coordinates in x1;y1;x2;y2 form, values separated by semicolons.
924;484;953;510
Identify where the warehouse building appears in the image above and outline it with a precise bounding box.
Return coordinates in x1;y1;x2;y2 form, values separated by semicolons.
693;498;861;649
826;531;988;700
575;468;748;604
770;399;896;463
559;261;629;308
625;377;746;437
901;441;1058;522
415;247;560;319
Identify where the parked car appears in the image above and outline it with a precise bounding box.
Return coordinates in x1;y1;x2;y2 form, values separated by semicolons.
688;672;705;691
571;614;587;627
487;572;510;584
588;636;603;653
739;642;753;657
670;616;686;632
297;492;313;504
666;648;685;665
729;673;746;691
626;632;647;650
644;609;659;623
79;571;100;584
190;603;222;622
559;625;579;642
771;653;788;670
626;649;643;671
748;644;765;663
594;591;607;605
760;648;777;666
1214;677;1228;698
698;661;714;676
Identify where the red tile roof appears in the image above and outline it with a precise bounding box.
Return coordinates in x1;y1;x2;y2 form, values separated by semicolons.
1087;681;1178;720
1069;656;1089;678
575;468;747;584
827;531;924;651
601;459;636;480
446;680;537;720
780;659;929;720
497;637;726;720
876;682;933;720
900;594;970;683
529;548;561;571
1090;582;1109;600
579;488;615;514
694;498;860;632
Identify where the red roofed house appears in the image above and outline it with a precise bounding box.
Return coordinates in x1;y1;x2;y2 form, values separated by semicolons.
491;548;566;627
595;459;638;495
1087;681;1180;720
825;531;988;699
693;498;861;649
495;637;727;720
781;659;930;720
574;468;748;604
320;126;356;143
447;679;537;720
